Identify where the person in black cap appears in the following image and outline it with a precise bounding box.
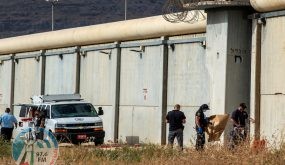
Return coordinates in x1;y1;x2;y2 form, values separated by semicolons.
195;104;210;150
230;103;249;141
231;103;248;128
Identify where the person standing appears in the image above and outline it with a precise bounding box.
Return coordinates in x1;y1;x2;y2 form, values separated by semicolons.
166;104;186;150
33;109;46;140
34;109;45;129
195;104;210;151
0;108;18;142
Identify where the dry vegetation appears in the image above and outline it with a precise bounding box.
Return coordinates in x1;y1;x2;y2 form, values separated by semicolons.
0;140;284;165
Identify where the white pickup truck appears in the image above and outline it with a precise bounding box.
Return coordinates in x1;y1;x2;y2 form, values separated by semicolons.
13;94;105;145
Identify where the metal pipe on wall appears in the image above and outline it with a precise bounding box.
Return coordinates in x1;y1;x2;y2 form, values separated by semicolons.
113;41;121;142
250;0;285;12
160;36;168;145
9;54;15;111
0;15;206;55
250;19;261;140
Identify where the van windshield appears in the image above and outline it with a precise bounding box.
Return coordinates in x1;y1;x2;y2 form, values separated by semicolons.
51;103;98;118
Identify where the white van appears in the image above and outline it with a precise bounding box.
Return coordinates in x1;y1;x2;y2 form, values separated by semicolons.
13;94;105;145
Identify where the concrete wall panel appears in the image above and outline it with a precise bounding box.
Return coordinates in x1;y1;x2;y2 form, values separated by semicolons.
206;10;229;115
45;48;77;95
80;49;114;104
80;44;119;142
0;57;12;113
118;106;161;144
260;95;285;145
261;17;285;95
120;43;162;106
14;53;42;104
225;10;251;114
119;40;163;143
259;17;285;144
97;105;114;142
168;37;209;106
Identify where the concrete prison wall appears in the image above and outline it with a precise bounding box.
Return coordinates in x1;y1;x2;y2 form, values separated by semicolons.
5;0;285;145
0;15;208;145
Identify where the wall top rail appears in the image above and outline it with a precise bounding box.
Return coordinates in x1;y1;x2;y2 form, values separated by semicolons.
248;10;285;24
0;37;206;61
14;52;42;60
0;15;206;56
82;37;206;52
0;55;14;61
81;43;119;53
259;10;285;19
44;47;79;56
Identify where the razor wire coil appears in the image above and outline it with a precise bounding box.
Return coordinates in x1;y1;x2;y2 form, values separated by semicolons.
162;0;206;23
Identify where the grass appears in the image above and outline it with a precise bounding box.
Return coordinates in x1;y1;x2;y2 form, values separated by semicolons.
0;137;13;165
1;140;285;165
45;142;285;164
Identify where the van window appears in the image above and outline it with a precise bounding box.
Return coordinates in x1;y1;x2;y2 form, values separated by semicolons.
19;106;28;117
28;106;38;118
38;105;50;119
51;103;98;118
45;105;51;119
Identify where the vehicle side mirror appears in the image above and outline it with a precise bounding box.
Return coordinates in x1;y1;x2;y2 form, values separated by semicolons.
98;107;104;116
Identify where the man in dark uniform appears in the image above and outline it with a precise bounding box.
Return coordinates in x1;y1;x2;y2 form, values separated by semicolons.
195;104;210;151
33;109;46;140
34;109;45;128
166;104;186;150
230;103;248;141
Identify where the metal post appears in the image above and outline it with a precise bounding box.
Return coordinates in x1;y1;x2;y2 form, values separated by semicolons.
46;0;58;31
75;46;81;94
125;0;127;20
113;42;121;142
51;2;54;31
40;50;46;95
160;36;168;145
10;54;15;112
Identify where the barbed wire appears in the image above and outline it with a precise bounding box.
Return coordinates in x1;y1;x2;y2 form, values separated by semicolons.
162;0;206;23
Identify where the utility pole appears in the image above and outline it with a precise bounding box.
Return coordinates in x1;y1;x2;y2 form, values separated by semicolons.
46;0;59;31
125;0;127;20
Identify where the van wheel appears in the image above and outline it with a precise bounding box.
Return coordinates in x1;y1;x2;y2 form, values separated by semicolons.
94;138;104;146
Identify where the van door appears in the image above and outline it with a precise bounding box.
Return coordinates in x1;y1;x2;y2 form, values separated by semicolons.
13;105;30;138
12;104;38;139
